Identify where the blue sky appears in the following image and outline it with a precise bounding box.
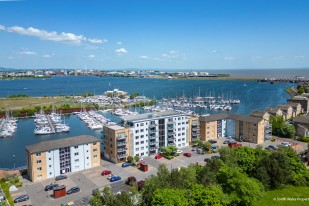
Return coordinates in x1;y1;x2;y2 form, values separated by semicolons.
0;0;308;70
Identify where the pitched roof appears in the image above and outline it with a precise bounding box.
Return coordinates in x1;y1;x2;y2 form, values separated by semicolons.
294;116;309;124
276;105;292;111
286;102;301;108
26;135;100;154
250;110;268;118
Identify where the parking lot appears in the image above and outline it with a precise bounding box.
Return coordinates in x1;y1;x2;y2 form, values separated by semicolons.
12;137;307;205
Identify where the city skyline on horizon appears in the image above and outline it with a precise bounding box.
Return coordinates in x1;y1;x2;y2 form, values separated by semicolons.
0;0;308;70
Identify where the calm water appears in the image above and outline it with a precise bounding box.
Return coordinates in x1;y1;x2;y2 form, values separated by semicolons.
0;76;294;168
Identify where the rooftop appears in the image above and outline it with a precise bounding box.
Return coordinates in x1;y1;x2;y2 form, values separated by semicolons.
200;113;263;124
276;105;292;110
293;116;309;124
105;124;126;130
286;102;301;107
26;135;100;154
122;111;183;122
250;110;268;118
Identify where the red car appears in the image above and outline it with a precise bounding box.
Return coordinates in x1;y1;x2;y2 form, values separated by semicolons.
183;153;192;157
155;154;162;159
101;170;111;175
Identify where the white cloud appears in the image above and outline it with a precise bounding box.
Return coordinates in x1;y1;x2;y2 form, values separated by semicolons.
19;51;37;55
88;38;107;44
211;49;217;53
224;56;235;61
115;48;127;55
161;50;180;58
88;54;95;58
2;24;107;46
138;55;149;59
117;41;122;45
294;55;305;59
42;54;55;58
7;56;13;59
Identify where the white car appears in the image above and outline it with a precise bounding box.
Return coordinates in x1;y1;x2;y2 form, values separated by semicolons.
281;142;292;147
176;150;183;154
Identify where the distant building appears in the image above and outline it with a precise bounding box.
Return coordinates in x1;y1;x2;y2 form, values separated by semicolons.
104;89;127;97
26;135;100;182
288;96;309;113
293;116;309;137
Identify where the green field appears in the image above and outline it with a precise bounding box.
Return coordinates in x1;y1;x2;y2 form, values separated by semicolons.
255;186;309;206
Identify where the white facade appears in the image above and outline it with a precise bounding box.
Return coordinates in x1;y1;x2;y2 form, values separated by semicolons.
44;143;92;178
127;113;189;158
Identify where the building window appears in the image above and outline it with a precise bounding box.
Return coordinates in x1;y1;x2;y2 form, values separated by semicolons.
141;141;144;144
137;124;139;127
74;152;79;156
37;167;42;171
94;155;97;159
136;148;139;151
93;149;97;152
135;136;139;140
182;133;185;135
74;146;79;149
87;157;89;159
136;142;139;145
93;142;97;145
141;123;144;126
182;127;185;130
141;147;144;150
135;130;139;134
141;129;144;132
75;159;79;162
49;172;52;175
141;153;144;156
36;160;41;164
37;175;42;179
48;158;51;161
49;165;52;168
36;152;41;157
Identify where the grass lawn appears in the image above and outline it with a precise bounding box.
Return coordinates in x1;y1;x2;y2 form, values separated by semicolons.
255;186;309;206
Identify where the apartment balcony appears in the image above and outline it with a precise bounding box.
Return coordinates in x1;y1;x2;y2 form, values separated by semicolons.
167;121;174;125
192;121;199;126
117;147;127;152
117;141;127;147
149;147;157;151
149;141;157;146
168;132;174;136
167;127;174;131
149;123;157;128
117;154;127;159
117;135;126;141
149;130;157;135
192;128;198;132
168;137;175;141
168;143;175;146
149;135;157;140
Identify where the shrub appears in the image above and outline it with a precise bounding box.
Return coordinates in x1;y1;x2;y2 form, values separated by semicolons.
299;136;309;143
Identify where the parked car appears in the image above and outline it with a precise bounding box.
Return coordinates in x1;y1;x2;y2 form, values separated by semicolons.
126;176;137;186
66;186;80;195
55;175;67;181
208;139;217;144
223;140;230;144
268;145;278;150
281;142;292;147
14;195;29;203
197;148;204;154
107;174;115;180
122;162;132;167
183;153;192;157
155;154;162;159
101;170;112;176
191;147;197;151
176;150;183;154
44;183;59;191
110;176;121;182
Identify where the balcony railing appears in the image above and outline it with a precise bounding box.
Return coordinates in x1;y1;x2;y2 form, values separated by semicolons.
167;127;173;131
192;121;199;126
149;141;157;145
167;121;174;125
149;135;157;140
192;128;199;132
117;141;127;147
117;136;126;141
168;143;175;146
117;148;127;152
149;130;156;134
117;154;127;159
168;132;174;136
149;147;156;151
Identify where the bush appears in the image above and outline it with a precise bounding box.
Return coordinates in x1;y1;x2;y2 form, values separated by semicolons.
299;136;309;143
271;137;276;142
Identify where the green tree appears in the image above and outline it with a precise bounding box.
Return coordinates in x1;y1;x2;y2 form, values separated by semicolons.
196;158;222;186
217;164;264;206
298;88;305;95
127;155;133;163
187;183;230;206
219;147;238;166
89;187;135;206
234;146;256;175
130;93;139;99
170;165;197;189
134;155;140;163
203;142;212;151
254;151;292;189
151;188;189;206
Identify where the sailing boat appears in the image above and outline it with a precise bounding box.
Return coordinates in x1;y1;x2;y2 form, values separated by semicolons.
243;81;247;87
